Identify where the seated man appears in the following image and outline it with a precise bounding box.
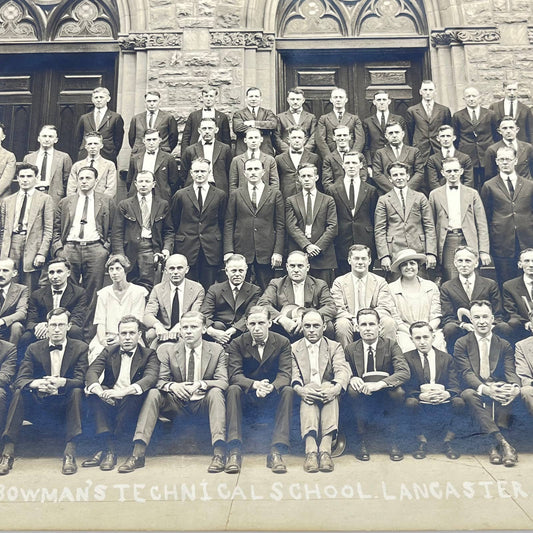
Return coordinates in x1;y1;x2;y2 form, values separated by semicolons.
344;307;409;461
143;254;204;346
291;309;350;473
0;258;28;345
257;251;336;340
404;321;464;460
225;306;294;474
200;254;261;345
0;308;88;476
331;244;399;348
514;315;533;417
0;339;16;442
83;316;159;472
454;300;521;467
121;311;228;473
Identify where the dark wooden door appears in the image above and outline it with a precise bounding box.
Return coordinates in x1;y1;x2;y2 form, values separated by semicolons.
0;53;117;161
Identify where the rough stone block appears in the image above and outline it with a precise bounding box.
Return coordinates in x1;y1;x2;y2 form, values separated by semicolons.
462;1;492;24
149;6;176;30
221;51;242;67
183;53;220;66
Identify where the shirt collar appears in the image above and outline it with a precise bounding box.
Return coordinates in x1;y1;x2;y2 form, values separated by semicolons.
95;106;108;115
304;338;321;351
19;188;35;197
344;174;360;183
459;273;475;284
186;343;202;356
524;274;533;285
475;332;492;345
352;273;367;284
252;334;269;346
418;348;435;359
302;188;317;197
39;147;54;155
79;190;95;200
363;340;378;351
0;283;10;295
171;281;184;292
137;192;151;203
230;283;243;291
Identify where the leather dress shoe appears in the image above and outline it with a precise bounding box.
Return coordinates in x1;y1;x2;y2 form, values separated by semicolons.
225;452;241;474
303;452;319;473
100;451;117;471
207;454;225;473
389;444;404;462
266;452;287;473
62;454;77;475
82;450;103;468
118;455;145;473
318;451;334;472
489;446;503;465
355;441;370;461
0;454;14;475
413;441;427;460
500;441;518;467
443;441;460;460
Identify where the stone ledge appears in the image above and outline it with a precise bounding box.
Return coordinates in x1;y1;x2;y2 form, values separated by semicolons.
118;32;183;50
431;27;500;47
210;30;275;49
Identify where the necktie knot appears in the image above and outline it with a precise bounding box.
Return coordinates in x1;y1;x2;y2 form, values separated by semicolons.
49;344;63;352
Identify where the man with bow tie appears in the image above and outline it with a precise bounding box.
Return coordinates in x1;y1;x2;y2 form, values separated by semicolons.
0;307;88;476
83;315;159;472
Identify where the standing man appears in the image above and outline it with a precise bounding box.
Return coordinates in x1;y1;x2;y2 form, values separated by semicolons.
0;259;28;345
128;90;178;155
405;80;452;163
321;125;359;193
75;87;124;164
23;125;72;207
225;306;294;474
224;158;284;290
0;123;16;199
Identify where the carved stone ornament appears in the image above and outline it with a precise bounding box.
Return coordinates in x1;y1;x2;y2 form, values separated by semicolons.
56;0;113;39
210;31;275;49
431;28;500;47
0;0;37;40
528;27;533;44
118;32;183;50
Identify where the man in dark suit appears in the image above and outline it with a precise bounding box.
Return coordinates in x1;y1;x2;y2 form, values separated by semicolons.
321;125;355;193
455;300;521;466
224;158;284;290
404;321;464;460
371;120;425;194
168;158;227;290
286;163;338;285
275;126;320;199
112;171;173;290
329;152;378;273
405;80;452;163
75;86;124;164
452;87;498;189
274;87;317;153
128;90;178;155
180;86;231;154
0;259;28;345
200;254;261;345
232;87;277;157
316;87;365;160
490;80;533;143
127;129;179;201
83;315;159;472
345;307;409;461
225;305;294;473
180;118;233;195
0;339;15;439
481;145;533;285
0;307;88;476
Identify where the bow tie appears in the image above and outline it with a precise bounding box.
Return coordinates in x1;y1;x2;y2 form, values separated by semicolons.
147;151;156;155
291;150;303;154
448;185;459;190
53;290;63;296
120;350;134;358
203;141;213;145
252;340;266;347
49;344;63;352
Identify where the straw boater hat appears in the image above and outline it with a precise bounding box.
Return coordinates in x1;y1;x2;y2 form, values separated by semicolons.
390;248;427;273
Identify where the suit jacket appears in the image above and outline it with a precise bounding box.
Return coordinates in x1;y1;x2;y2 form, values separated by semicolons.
232;106;278;156
274;110;317;153
111;194;173;264
481;175;533;257
454;332;519;390
489;99;533;143
181;140;233;195
452;107;498;167
405;102;452;161
200;280;261;332
483;140;533;180
329;179;378;260
15;338;88;391
0;340;15;389
285;190;338;269
344;337;410;388
229;152;279;192
156;339;228;390
0;190;54;271
291;336;351;390
258;275;337;323
371;144;425;194
86;343;159;392
128;109;179;154
180;109;231;155
52;192;116;256
321;150;347;194
514;336;533;386
0;282;28;327
362;113;406;166
316;111;365;160
23;149;72;207
75;109;124;163
127;150;179;201
227;330;292;392
223;186;285;264
143;279;204;331
429;184;490;261
27;281;87;330
67;157;117;198
403;348;460;398
0;146;16;199
502;275;532;330
374;188;437;260
275;150;321;199
167;184;226;265
440;274;504;327
426;149;474;190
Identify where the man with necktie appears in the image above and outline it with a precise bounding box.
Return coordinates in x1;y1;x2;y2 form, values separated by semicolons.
0;122;16;200
0;259;27;345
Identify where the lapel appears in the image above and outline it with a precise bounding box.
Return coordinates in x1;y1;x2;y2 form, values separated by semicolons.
97;110;112;131
295;192;306;220
370;115;382;133
87;112;97;131
186;186;200;212
260;333;277;365
318;338;329;379
332;151;344;167
415;103;429;123
411;352;425;383
283;152;297;171
202;185;216;212
281;276;295;305
246;334;263;364
238;187;255;214
25;192;42;234
435;186;448;216
294;341;311;383
175;342;186;381
1;284;18;313
40;347;52;376
59;339;74;376
404;188;415;218
284;111;296;127
93;193;103;220
375;339;385;371
494;174;512;200
182;280;193;313
212;141;222;163
161;281;173;319
5;195;16;231
460;186;470;222
513;177;524;202
234;283;249;310
67;195;78;224
336;181;352;213
51;151;61;177
353;181;368;217
388;190;405;219
131;195;143;226
110;346;122;382
354;342;365;376
488;336;500;376
303;277;315;307
129;346;145;380
150;195;165;225
221;281;235;308
364;274;376;307
434;350;445;383
312;192;323;224
200;341;212;378
154;151;165;173
344;274;356;312
256;186;271;213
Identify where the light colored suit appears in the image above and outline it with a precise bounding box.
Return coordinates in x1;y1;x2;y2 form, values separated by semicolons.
67;156;117;198
228;151;279;192
0;147;16;199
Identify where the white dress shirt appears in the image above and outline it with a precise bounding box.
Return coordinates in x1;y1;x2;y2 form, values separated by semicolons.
363;340;378;374
469;106;481;123
49;341;66;378
474;333;492;395
67;191;99;242
391;143;403;160
303;187;317;238
252;334;268;359
351;274;367;313
459;274;475;299
94;106;108;127
247;181;265;204
202;107;215;119
35;148;54;186
14;188;35;231
343;175;361;216
446;185;462;229
418;348;436;384
524;275;533;300
137;192;153;238
289;149;302;169
305;339;322;386
500;171;517;193
51;284;67;309
114;349;142;394
170;282;185;325
292;281;305;307
441;147;455;158
146;109;159;128
142;149;158;173
504;99;516;118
